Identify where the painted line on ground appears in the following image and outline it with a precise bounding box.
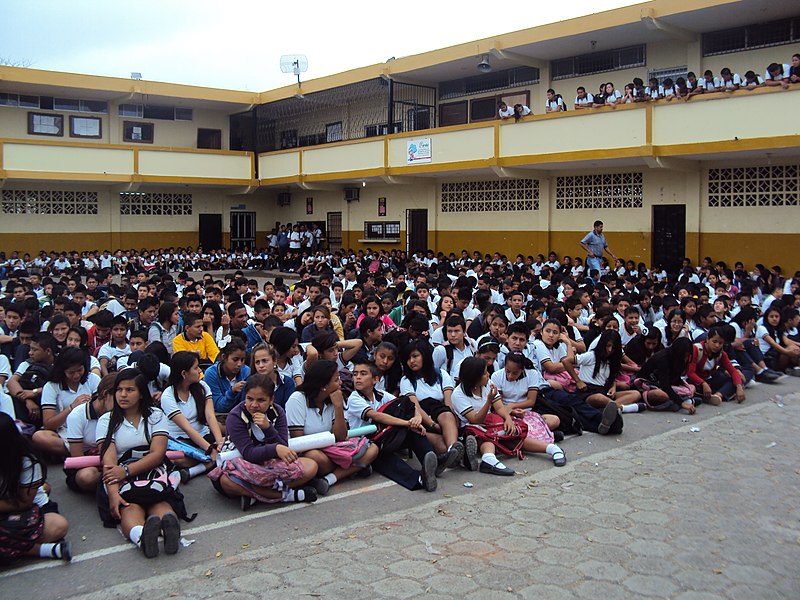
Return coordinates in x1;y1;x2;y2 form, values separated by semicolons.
0;479;396;579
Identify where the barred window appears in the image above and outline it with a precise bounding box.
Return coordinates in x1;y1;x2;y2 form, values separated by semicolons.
551;46;646;80
707;166;799;208
440;179;539;213
555;173;643;209
703;17;800;56
119;192;193;215
1;190;98;215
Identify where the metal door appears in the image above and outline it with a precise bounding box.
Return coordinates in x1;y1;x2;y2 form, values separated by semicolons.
326;212;342;251
199;214;222;250
230;211;256;250
406;209;428;254
652;205;686;272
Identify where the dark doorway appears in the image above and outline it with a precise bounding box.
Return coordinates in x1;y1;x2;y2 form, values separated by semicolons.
326;212;342;251
199;213;223;250
197;128;222;150
230;211;256;251
652;205;686;273
406;209;428;254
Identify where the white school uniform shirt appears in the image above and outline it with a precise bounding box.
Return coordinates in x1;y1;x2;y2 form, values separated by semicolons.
765;64;791;81
516;105;532;117
575;351;610;387
285;391;336;435
399;368;454;402
433;342;475;380
498;106;514;118
0;355;13;418
574;93;594;106
17;456;48;507
644;85;663;100
662;86;677;98
717;74;741;89
504;307;526;324
545;97;565;111
95;408;169;458
66;401;102;451
532;339;568;370
491;368;548;406
41;373;101;440
160;382;212;439
98;342;131;365
755;325;773;354
698;77;716;91
345;389;395;430
451;384;491;427
277;354;304;382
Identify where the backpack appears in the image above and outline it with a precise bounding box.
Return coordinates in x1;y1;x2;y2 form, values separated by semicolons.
533;395;583;436
369;394;416;454
464;413;528;459
18;362;51;391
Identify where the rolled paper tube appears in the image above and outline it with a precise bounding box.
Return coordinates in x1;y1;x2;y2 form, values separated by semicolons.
64;451;185;469
168;438;212;462
347;425;377;438
288;431;336;453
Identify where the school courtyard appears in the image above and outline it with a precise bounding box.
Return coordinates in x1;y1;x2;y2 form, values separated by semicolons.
3;378;798;599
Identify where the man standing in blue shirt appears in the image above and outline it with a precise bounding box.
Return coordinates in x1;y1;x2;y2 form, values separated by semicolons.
579;220;618;277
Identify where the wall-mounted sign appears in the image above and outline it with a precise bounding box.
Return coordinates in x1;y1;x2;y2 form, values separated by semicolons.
378;197;386;216
406;138;432;164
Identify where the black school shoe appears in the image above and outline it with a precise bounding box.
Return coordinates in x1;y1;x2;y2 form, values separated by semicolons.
463;435;480;471
479;461;515;476
161;512;181;555
421;451;438;492
141;515;162;559
598;403;619;435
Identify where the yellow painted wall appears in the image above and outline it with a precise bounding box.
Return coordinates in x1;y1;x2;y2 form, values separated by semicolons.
3;142;133;174
302;140;384;175
701;46;797;80
137;150;252;179
387;127;494;168
259;151;301;180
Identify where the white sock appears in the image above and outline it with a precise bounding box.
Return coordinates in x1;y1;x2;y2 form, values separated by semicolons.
755;367;765;374
188;464;206;478
621;404;638;413
482;453;499;466
324;473;337;486
545;444;562;456
129;525;143;546
39;542;61;558
282;488;305;502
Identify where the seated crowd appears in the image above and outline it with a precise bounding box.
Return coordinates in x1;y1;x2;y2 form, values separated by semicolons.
1;243;799;563
497;54;800;118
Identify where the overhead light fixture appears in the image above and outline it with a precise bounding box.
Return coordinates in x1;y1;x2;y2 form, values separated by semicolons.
131;72;142;80
477;54;491;73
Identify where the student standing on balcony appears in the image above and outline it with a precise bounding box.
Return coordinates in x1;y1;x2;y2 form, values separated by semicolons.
497;101;514;120
580;220;618;276
574;86;594;110
765;62;791;88
790;54;800;83
544;89;566;112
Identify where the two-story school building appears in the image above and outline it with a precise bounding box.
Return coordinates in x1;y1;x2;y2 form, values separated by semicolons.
0;0;798;271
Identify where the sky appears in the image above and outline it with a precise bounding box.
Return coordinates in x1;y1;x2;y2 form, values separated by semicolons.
0;0;646;91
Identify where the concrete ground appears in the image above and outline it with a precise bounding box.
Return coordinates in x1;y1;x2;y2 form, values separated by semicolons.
1;376;798;599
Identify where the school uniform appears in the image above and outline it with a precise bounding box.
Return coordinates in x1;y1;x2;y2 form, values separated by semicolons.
66;400;101;452
433;342;475;380
346;388;432;491
644;85;663;100
765;64;791;81
285;391;336;435
451;384;491;428
399;369;454;422
545;97;566;111
97;343;131;371
574;93;594;107
41;373;101;441
717;74;742;89
95;408;170;457
160;382;213;439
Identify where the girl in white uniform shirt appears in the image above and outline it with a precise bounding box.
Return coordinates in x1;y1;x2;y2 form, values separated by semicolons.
285;360;378;496
32;348;100;457
399;340;464;473
160;351;224;483
533;319;577;391
64;373;116;492
96;369;183;558
491;352;566;466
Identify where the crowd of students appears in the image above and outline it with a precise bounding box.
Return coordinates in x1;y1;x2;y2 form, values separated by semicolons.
1;238;799;564
497;54;800;119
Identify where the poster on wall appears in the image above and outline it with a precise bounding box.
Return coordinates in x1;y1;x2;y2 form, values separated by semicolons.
406;138;432;164
378;197;386;216
306;197;313;215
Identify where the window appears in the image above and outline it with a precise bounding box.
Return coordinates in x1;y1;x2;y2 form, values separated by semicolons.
703;17;800;55
1;190;98;215
326;122;343;143
119;104;144;117
470;97;497;121
143;105;175;120
123;120;154;143
707;165;799;207
175;108;193;121
364;122;402;137
439;66;540;100
70;116;102;139
119;192;193;215
555;173;643;209
364;221;400;240
648;65;688;83
0;93;39;108
0;94;105;112
439;101;468;127
197;128;222;150
28;112;63;136
280;129;298;149
441;179;539;213
80;100;108;114
551;45;646;80
54;98;80;112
